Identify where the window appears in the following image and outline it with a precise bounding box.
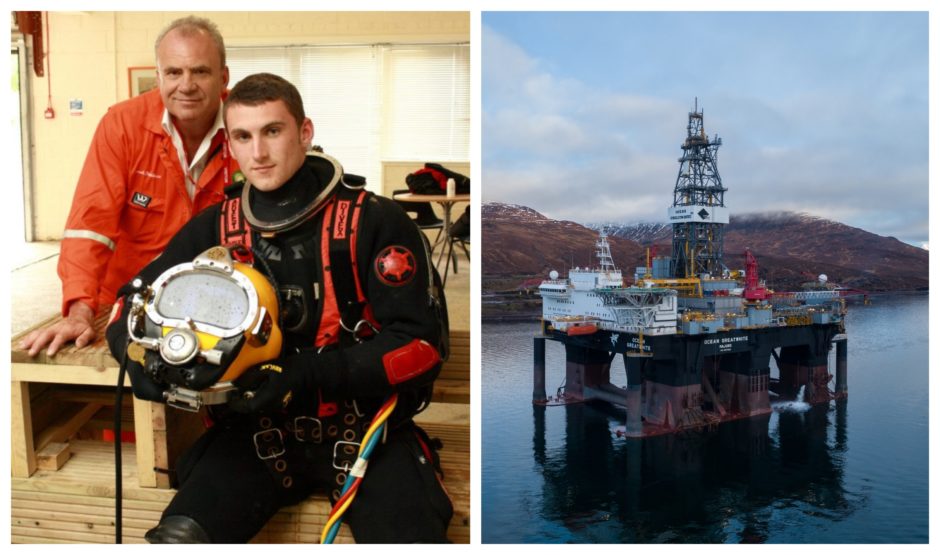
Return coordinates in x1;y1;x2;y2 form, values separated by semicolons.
382;45;470;161
12;37;32;242
227;43;469;192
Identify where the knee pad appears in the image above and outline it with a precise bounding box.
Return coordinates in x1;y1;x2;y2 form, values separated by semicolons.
144;515;211;543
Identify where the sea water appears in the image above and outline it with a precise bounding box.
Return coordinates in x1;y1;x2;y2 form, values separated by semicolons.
481;294;928;543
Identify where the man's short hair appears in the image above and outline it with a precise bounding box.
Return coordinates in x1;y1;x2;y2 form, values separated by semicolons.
224;73;306;127
155;16;226;68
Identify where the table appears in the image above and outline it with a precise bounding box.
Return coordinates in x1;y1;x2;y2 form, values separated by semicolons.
393;192;470;280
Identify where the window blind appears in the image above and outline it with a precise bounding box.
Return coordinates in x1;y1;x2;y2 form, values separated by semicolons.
227;43;469;191
383;44;471;161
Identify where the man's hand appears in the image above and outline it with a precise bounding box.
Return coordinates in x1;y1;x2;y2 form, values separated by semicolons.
19;301;97;357
128;349;169;403
229;360;310;413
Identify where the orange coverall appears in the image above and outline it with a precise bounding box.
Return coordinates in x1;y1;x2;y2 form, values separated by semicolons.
57;88;239;316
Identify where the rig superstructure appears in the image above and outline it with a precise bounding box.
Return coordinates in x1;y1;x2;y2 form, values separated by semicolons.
535;101;848;438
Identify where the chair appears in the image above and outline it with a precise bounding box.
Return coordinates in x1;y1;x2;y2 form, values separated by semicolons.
440;206;469;285
393;189;444;246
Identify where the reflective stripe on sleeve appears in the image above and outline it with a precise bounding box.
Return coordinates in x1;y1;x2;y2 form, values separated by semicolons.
63;229;116;251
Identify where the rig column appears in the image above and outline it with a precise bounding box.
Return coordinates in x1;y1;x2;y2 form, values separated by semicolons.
834;335;848;395
533;336;547;403
624;353;644;435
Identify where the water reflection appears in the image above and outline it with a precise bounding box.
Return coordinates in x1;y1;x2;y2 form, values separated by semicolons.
532;399;855;543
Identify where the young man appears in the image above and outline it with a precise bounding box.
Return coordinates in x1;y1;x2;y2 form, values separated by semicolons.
106;73;452;543
22;16;238;357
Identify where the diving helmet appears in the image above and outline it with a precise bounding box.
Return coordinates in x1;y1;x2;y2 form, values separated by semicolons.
126;246;282;411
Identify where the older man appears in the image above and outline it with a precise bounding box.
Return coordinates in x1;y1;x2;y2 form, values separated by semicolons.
21;16;239;356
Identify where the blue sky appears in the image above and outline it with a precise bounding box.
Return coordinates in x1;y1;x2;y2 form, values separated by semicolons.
482;11;929;248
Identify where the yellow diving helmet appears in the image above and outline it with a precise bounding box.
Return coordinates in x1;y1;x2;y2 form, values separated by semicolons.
127;245;282;411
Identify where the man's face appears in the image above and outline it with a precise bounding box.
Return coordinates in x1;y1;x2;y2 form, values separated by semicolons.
156;28;229;125
226;100;313;192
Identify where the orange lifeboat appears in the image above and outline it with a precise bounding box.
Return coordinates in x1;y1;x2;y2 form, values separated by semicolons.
566;323;598;336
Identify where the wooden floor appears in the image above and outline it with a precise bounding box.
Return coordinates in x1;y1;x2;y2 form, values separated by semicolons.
11;404;469;544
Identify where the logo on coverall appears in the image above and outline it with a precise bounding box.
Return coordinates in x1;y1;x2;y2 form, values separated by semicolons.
374;245;416;286
131;192;152;208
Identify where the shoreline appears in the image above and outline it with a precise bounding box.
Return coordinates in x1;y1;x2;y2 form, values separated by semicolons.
480;289;928;324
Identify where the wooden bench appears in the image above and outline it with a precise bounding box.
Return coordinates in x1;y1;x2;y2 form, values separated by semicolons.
435;329;470;404
11;313;470;543
11;312;179;488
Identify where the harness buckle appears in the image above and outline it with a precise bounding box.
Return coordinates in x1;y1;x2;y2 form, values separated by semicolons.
332;440;361;472
340;318;378;343
253;428;286;460
293;415;323;443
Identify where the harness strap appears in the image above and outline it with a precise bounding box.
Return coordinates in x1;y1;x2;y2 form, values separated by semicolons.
315;187;378;348
252;415;294;490
315;201;339;348
328;188;376;345
219;195;253;250
310;188;372;418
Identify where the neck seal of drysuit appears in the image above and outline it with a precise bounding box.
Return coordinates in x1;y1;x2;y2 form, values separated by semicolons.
242;151;343;235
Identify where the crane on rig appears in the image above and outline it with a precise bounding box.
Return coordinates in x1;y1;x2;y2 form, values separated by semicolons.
743;249;772;301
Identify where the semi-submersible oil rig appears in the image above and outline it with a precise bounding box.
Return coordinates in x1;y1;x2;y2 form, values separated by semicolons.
535;101;848;438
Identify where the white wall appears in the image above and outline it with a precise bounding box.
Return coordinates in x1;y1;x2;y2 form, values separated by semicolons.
22;11;470;240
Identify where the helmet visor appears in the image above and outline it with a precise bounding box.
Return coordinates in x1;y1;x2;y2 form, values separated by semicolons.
156;272;250;331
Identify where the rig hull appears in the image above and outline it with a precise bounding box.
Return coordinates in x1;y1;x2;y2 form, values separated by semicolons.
534;323;847;438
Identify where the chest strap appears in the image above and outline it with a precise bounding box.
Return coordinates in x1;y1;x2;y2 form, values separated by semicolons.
316;187;377;348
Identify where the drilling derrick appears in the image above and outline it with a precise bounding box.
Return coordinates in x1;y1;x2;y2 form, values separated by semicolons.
669;99;729;279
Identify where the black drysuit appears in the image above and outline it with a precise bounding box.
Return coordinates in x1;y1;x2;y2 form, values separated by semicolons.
107;153;453;543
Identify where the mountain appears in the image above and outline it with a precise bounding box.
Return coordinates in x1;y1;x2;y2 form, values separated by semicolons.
723;212;928;291
592;221;670;245
484;204;928;292
481;203;646;277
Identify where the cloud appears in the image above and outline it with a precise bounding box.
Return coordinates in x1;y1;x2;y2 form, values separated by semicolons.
482;15;928;246
482;23;691;223
484;109;591;156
